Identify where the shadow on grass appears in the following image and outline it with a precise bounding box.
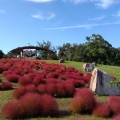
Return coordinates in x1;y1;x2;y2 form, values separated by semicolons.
58;110;70;118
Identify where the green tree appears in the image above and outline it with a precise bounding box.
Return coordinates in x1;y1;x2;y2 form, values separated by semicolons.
0;50;4;59
37;40;57;60
58;43;72;60
85;34;112;64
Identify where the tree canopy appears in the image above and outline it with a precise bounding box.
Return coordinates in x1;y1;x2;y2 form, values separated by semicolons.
0;50;4;59
58;34;120;65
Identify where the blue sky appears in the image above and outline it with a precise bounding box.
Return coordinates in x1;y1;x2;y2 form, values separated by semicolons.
0;0;120;54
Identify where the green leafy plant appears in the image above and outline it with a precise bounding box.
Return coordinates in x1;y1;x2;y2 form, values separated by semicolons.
108;78;120;87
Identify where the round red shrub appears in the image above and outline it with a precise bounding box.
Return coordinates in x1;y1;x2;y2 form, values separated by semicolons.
65;79;75;86
58;75;66;81
59;65;66;72
5;74;20;83
78;72;84;76
37;84;46;94
69;96;85;113
64;83;75;97
66;67;75;72
56;83;66;97
19;93;42;117
13;69;23;76
71;88;96;113
3;65;10;71
74;80;85;88
41;94;59;117
1;82;12;90
56;69;63;74
23;68;32;74
33;76;46;86
83;74;92;84
46;78;57;84
27;72;36;81
108;96;120;114
51;72;59;79
92;103;111;118
25;84;37;93
46;83;57;96
12;87;27;99
3;71;12;76
18;76;33;86
2;101;21;119
0;66;4;73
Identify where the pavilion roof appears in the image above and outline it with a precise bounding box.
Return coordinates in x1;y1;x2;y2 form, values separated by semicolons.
9;46;54;54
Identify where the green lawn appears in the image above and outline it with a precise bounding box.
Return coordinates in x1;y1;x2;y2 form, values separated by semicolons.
0;90;112;120
1;60;120;120
45;60;120;78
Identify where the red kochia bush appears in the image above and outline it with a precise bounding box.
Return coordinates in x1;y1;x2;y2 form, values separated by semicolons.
37;84;46;94
5;74;20;83
92;103;111;118
83;74;92;84
64;83;75;97
25;84;37;93
46;83;56;96
74;80;85;88
1;82;12;90
0;66;4;73
56;83;66;97
18;76;32;86
46;78;57;84
108;96;120;114
13;69;23;76
12;87;27;99
33;76;46;86
27;72;36;81
69;96;84;113
41;94;59;117
58;75;66;81
70;88;96;113
2;101;21;119
18;93;42;117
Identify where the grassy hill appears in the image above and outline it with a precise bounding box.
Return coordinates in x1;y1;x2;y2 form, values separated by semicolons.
45;60;120;78
1;60;120;120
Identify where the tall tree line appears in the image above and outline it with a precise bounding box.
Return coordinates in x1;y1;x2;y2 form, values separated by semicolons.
58;34;120;65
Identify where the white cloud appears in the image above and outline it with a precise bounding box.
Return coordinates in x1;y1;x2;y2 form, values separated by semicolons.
93;0;119;9
88;16;105;21
47;13;55;20
44;21;120;30
31;13;55;20
31;13;45;20
27;0;53;3
45;24;93;30
0;10;6;14
64;0;120;9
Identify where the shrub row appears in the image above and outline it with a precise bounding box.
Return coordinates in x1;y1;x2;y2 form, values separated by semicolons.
12;82;75;99
2;93;59;119
69;88;120;119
